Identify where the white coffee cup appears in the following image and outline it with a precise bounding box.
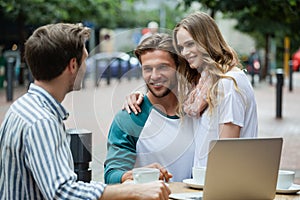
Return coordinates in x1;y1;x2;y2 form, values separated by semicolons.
132;167;160;184
192;166;206;185
276;170;295;189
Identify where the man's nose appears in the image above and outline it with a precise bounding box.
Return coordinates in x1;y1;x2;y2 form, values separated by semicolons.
150;69;161;80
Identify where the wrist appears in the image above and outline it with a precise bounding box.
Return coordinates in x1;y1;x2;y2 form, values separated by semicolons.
121;170;133;183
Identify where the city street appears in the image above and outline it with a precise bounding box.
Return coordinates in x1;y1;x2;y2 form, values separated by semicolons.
0;72;300;183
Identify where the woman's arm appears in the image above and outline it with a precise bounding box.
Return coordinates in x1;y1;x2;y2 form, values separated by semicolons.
122;91;144;114
219;122;241;138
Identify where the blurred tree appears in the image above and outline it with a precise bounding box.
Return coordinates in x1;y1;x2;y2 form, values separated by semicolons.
0;0;184;83
0;0;131;30
0;0;133;84
0;0;182;43
177;0;300;79
117;0;185;30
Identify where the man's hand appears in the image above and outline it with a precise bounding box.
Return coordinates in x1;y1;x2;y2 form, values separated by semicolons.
144;163;173;182
134;181;171;200
121;170;133;183
100;180;171;200
121;163;173;183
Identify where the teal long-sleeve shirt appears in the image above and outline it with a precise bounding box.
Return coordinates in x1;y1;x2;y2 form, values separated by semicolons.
104;96;153;184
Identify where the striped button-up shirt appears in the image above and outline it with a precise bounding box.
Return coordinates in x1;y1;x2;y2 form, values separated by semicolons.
0;84;105;199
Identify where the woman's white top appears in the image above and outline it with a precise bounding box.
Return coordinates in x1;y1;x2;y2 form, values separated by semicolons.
193;70;258;167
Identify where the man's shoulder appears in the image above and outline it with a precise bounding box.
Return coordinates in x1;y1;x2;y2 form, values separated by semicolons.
109;102;149;134
114;106;149;126
10;93;54;125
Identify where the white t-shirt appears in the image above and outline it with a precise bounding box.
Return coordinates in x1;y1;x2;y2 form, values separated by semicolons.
135;108;195;182
193;70;258;167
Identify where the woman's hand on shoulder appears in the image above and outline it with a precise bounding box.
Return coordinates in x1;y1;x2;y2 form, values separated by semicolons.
122;91;144;115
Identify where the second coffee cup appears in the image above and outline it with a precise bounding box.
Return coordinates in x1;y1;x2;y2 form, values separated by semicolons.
192;166;206;185
132;167;160;184
276;170;295;189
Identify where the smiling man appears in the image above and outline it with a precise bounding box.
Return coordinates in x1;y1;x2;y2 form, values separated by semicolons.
104;33;195;184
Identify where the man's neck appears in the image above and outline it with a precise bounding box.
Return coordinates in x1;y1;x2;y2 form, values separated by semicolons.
147;93;178;116
34;79;67;103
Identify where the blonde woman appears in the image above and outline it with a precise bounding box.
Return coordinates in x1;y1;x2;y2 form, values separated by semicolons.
124;11;258;167
174;11;257;166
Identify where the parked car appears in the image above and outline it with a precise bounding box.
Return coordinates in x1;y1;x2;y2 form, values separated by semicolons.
85;52;140;85
292;49;300;72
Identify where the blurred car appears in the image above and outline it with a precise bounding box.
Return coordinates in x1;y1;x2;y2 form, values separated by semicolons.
292;49;300;72
85;52;140;83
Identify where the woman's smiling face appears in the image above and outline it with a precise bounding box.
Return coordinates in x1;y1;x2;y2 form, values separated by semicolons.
176;27;203;70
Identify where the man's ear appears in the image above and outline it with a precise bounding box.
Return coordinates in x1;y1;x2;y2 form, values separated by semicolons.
68;58;78;74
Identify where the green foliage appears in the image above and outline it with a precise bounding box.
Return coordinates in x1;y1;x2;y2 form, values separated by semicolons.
178;0;300;52
115;2;185;30
177;0;300;78
0;0;185;31
0;0;126;28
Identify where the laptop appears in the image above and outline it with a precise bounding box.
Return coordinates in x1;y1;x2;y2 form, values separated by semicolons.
170;137;283;200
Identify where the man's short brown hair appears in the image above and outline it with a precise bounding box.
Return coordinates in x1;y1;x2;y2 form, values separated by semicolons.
25;23;90;81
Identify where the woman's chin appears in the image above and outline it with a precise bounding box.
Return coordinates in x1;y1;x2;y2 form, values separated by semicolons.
189;64;198;69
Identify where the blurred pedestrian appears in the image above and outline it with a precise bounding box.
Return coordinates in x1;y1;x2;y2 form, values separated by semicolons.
247;47;261;85
139;21;159;44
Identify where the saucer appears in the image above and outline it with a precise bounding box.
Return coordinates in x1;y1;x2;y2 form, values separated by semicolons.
169;192;203;200
182;179;204;189
123;180;169;187
123;180;134;184
276;183;300;194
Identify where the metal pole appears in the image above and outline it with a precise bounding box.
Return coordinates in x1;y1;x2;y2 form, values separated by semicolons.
251;69;255;87
276;69;284;119
89;28;96;53
6;57;15;102
106;59;111;85
159;1;166;32
127;60;132;81
117;59;122;81
95;59;99;87
289;60;293;92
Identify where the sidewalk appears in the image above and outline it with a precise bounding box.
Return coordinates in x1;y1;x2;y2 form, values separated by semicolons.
252;73;300;184
0;73;300;183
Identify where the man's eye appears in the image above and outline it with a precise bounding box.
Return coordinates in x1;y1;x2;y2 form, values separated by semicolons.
143;67;151;72
158;65;170;71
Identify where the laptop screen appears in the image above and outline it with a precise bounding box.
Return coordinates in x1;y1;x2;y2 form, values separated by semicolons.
203;138;283;200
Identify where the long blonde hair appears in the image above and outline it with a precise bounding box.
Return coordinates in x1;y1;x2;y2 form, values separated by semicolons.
173;11;242;117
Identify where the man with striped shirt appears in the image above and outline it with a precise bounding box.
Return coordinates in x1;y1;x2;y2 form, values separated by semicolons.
0;23;170;200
